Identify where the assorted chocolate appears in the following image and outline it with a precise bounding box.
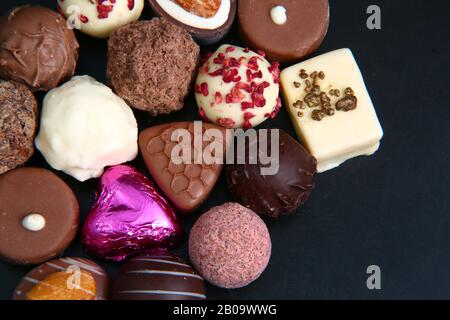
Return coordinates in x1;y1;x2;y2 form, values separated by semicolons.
280;49;384;172
112;250;206;300
13;257;109;300
195;44;281;129
238;0;329;64
0;168;79;265
227;130;317;218
0;1;384;300
57;0;145;38
107;18;200;115
148;0;236;45
82;165;182;261
0;6;79;91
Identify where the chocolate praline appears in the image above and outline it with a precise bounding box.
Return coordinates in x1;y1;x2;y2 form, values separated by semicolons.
0;167;79;265
0;6;79;91
13;257;109;300
112;250;206;300
238;0;329;64
148;0;236;45
227;130;317;218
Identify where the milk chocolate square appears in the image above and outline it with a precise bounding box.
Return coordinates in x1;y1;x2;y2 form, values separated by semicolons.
280;48;383;172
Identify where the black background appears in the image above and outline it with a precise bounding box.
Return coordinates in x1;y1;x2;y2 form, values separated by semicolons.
0;0;449;300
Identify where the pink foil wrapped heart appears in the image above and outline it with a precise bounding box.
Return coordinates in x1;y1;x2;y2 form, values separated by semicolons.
82;165;183;261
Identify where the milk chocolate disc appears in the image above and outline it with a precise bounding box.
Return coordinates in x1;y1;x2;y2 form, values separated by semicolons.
139;121;229;213
148;0;237;45
112;250;206;300
238;0;329;63
13;257;109;300
0;167;79;265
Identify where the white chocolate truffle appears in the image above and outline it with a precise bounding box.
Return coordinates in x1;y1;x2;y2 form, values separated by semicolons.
35;76;138;182
57;0;144;38
270;6;287;25
280;49;383;172
195;45;281;129
22;214;46;232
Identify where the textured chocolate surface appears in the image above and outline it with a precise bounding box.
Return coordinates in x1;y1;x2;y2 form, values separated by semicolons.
0;80;38;175
227;130;316;218
189;202;271;288
112;250;206;300
13;257;109;300
148;0;236;45
107;18;200;115
0;6;79;91
139;121;228;213
0;167;79;265
238;0;329;63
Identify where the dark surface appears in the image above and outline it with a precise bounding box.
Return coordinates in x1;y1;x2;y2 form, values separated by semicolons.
0;0;449;300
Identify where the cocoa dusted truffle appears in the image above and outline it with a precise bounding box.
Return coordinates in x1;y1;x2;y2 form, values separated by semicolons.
0;6;79;91
0;80;38;175
107;18;200;116
227;130;317;218
189;203;271;289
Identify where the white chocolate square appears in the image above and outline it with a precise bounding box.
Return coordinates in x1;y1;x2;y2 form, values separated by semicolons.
280;49;383;172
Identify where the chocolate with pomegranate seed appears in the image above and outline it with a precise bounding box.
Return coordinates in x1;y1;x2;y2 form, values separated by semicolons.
57;0;144;39
148;0;236;45
0;6;79;91
195;45;281;129
238;0;329;64
227;130;317;218
107;18;200;116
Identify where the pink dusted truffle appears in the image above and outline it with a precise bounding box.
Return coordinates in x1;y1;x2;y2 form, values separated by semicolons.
188;202;271;289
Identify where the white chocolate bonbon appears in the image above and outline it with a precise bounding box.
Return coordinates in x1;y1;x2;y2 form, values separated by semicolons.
280;49;383;172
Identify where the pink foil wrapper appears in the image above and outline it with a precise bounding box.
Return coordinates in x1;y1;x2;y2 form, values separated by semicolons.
82;165;183;261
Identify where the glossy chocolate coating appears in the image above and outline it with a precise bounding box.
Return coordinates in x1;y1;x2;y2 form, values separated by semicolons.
0;6;79;91
139;122;229;213
148;0;237;45
13;257;109;300
112;251;206;300
227;130;317;218
238;0;329;63
0;167;79;265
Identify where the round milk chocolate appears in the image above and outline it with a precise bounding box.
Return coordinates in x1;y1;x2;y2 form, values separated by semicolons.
13;257;109;300
238;0;329;63
227;130;317;218
0;6;79;91
112;250;206;300
148;0;236;45
0;167;79;265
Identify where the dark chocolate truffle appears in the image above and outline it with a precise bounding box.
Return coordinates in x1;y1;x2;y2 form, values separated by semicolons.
148;0;236;45
107;18;200;116
112;250;206;300
0;167;79;265
0;6;79;91
227;130;317;218
0;80;38;175
13;257;109;300
238;0;329;63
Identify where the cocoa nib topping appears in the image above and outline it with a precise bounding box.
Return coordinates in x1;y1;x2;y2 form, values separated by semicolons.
292;70;358;121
